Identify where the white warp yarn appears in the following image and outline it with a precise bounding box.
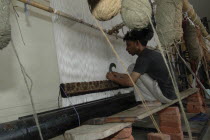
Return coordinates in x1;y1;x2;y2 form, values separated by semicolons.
50;0;136;106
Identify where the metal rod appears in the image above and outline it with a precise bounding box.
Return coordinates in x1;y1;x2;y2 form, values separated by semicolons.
17;0;123;39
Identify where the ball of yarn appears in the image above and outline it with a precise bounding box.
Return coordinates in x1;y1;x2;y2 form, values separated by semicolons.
88;0;121;21
155;0;183;47
121;0;152;30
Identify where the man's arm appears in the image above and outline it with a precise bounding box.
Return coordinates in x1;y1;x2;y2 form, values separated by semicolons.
106;72;141;87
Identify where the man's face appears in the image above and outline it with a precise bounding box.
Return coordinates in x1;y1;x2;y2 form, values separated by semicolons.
126;41;138;56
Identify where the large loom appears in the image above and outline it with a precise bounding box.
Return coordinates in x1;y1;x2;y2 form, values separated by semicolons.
0;0;210;139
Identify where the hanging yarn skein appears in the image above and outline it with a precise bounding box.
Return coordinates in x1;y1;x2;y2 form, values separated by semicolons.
183;21;203;64
121;0;152;30
87;0;121;21
198;32;210;66
155;0;183;47
0;0;11;50
205;40;210;65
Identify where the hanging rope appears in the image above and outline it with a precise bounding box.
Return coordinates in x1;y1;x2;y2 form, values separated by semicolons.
11;40;44;140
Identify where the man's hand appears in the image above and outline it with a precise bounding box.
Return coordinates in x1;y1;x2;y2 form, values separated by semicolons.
106;71;141;87
106;72;117;81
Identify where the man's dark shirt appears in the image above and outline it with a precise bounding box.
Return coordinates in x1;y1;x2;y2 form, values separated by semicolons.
133;48;176;100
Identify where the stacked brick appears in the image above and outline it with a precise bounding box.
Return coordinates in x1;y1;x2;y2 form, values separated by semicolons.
148;133;171;140
101;127;134;140
186;92;207;113
158;107;184;140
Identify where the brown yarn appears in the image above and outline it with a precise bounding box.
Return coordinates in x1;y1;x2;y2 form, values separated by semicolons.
197;28;210;65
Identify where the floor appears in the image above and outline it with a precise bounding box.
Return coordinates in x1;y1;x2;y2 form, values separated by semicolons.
132;100;210;140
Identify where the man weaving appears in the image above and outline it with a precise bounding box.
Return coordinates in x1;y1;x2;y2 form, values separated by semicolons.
106;26;176;105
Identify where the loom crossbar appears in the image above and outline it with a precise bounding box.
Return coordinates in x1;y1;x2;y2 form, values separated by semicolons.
60;80;128;97
17;0;123;39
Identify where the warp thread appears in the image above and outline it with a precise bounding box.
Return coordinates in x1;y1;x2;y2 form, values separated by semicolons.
0;0;11;50
155;0;183;47
121;0;152;30
87;0;121;21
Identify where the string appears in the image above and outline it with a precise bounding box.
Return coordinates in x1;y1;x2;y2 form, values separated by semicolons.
11;40;44;140
60;86;81;126
12;3;26;45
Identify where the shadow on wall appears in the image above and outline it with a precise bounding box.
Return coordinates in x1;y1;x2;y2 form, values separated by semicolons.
0;42;19;92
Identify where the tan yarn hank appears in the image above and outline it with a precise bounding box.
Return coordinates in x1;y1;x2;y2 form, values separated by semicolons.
197;29;210;66
121;0;152;30
155;0;183;47
88;0;121;21
184;21;203;63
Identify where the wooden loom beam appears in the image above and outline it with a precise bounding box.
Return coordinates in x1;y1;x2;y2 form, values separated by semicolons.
60;80;128;97
183;0;210;41
17;0;123;39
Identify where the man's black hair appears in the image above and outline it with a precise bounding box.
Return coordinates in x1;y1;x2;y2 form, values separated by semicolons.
123;24;154;46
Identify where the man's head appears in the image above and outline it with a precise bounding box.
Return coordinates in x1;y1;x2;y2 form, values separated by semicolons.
123;25;154;56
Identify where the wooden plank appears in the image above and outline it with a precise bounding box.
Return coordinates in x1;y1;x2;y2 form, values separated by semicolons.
112;88;198;119
65;123;131;140
64;88;198;140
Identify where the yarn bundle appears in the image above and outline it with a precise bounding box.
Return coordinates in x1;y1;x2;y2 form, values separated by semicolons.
121;0;152;30
155;0;183;47
88;0;121;21
184;21;203;63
